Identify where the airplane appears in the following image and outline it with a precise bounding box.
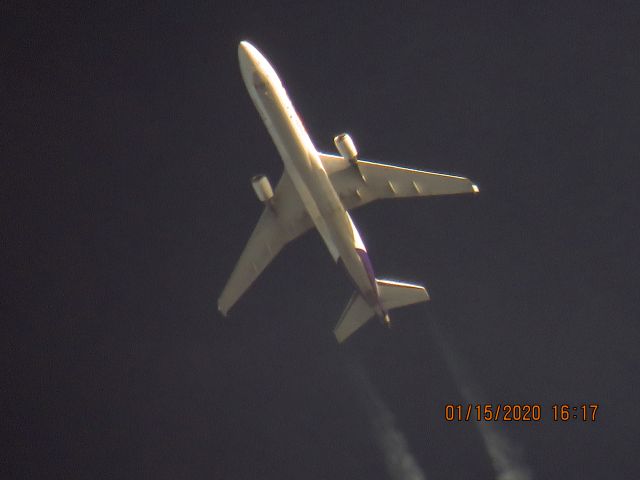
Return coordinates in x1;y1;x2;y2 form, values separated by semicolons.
218;41;479;342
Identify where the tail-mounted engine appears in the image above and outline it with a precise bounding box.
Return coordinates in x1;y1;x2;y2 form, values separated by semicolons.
251;174;274;203
333;133;358;164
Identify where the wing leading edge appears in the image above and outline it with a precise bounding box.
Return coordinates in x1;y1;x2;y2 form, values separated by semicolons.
319;153;478;211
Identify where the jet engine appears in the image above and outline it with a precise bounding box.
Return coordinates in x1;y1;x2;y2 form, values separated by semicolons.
334;133;358;163
251;174;274;203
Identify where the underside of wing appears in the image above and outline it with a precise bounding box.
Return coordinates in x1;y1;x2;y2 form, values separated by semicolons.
218;172;313;315
325;156;479;211
318;152;350;175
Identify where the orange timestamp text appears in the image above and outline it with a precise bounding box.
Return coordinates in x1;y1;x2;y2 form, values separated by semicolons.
444;403;600;422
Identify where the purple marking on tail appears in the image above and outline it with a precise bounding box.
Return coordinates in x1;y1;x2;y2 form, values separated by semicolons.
338;249;386;316
356;248;379;300
355;249;376;289
355;249;390;319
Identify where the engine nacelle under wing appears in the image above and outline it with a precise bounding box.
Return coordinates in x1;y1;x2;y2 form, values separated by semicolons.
251;174;274;203
334;133;358;164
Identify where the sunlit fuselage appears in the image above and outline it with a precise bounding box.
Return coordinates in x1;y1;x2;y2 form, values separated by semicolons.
237;41;385;318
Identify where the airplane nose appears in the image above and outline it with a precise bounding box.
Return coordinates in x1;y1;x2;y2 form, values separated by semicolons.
238;41;261;68
238;41;259;87
238;41;250;58
238;41;252;69
239;41;267;81
237;41;279;93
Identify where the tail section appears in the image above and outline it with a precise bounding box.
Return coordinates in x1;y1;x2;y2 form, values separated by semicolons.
333;279;430;343
376;279;430;310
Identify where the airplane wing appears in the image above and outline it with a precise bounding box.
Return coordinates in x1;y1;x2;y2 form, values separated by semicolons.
218;172;313;315
319;153;478;211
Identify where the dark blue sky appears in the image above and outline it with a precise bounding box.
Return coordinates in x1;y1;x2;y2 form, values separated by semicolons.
5;1;639;479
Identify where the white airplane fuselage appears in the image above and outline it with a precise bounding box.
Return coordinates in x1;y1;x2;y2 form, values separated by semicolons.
238;42;385;318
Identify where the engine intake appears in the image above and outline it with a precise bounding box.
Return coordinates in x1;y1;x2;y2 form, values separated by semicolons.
334;133;358;163
251;174;274;203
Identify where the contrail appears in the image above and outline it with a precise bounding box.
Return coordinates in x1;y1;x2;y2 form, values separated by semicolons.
428;320;533;480
346;358;427;480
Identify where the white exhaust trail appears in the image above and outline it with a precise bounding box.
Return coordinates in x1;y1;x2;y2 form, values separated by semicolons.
347;359;427;480
429;321;533;480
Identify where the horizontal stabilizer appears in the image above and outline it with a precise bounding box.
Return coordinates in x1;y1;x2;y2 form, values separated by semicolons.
333;279;429;343
334;292;375;343
376;279;430;310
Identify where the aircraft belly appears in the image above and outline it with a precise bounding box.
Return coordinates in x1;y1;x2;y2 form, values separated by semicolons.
254;89;345;259
252;76;379;303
